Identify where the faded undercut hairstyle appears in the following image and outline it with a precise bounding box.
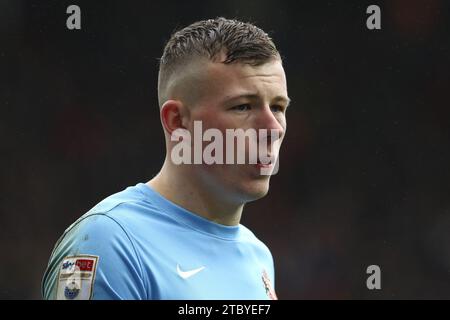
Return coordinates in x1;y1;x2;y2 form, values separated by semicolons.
158;17;281;107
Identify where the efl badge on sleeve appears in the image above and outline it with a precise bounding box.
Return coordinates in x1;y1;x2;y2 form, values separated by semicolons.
56;255;99;300
262;269;278;300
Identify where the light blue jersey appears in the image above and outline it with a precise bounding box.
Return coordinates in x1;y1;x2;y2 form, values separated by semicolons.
42;183;277;300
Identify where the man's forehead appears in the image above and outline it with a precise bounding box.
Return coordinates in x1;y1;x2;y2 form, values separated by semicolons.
198;60;288;102
168;58;287;106
205;59;285;79
202;60;287;97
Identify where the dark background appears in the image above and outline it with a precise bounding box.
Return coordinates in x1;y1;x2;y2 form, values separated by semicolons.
1;0;449;299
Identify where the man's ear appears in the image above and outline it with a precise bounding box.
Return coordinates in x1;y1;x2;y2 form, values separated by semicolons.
160;100;189;135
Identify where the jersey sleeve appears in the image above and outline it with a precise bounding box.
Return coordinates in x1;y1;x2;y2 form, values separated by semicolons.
42;213;147;300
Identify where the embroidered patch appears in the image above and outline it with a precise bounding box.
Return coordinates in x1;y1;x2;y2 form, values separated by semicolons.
56;255;99;300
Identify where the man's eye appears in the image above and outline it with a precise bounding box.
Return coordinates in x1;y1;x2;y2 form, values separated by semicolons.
231;104;251;111
270;105;285;113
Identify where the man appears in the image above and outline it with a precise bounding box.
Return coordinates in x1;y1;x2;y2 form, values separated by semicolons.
42;17;289;300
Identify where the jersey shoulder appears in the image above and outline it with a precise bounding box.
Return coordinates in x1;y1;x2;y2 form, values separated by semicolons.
42;185;155;300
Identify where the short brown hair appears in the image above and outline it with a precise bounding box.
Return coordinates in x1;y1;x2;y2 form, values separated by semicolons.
158;17;280;106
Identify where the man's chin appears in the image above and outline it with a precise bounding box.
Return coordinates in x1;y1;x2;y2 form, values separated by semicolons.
237;180;271;202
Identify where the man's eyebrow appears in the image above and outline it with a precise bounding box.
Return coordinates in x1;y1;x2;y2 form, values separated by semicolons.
222;94;291;106
273;95;291;107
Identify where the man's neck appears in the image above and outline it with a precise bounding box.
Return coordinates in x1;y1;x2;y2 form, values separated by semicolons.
147;160;244;226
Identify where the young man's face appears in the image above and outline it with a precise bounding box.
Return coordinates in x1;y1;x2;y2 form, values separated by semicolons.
184;58;289;204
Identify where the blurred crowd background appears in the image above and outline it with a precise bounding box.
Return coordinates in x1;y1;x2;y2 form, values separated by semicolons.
1;0;449;299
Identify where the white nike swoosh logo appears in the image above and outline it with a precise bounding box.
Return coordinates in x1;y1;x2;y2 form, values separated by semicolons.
176;264;205;279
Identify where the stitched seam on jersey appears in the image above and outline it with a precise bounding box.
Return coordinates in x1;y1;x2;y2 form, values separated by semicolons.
96;212;149;299
49;199;132;258
57;209;148;298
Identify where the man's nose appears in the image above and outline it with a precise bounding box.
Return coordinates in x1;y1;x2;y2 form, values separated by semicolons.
256;105;285;142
